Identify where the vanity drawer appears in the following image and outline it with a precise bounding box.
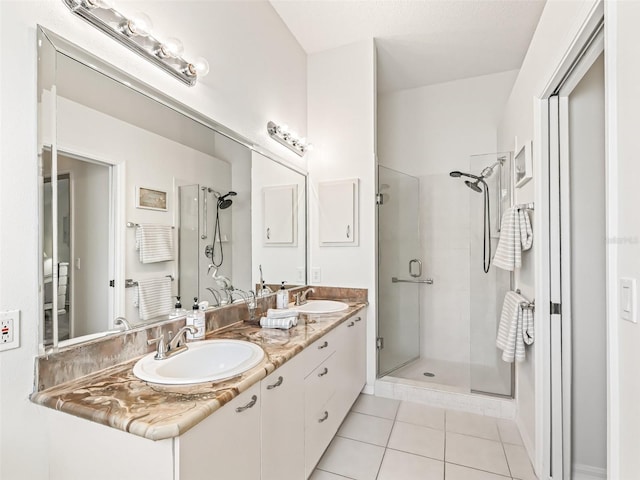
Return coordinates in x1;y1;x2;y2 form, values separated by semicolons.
304;351;338;420
304;392;343;478
300;328;337;377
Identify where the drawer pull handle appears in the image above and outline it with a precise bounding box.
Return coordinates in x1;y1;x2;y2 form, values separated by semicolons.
235;395;258;413
347;321;355;327
318;367;328;377
318;341;328;349
354;316;362;322
318;411;329;423
266;376;283;390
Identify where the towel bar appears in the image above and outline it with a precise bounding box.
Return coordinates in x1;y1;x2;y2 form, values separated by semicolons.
127;222;175;229
125;275;174;288
514;202;535;211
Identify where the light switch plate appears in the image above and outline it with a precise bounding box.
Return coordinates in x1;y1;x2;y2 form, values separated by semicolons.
0;310;20;351
311;268;321;283
620;278;637;323
297;268;305;283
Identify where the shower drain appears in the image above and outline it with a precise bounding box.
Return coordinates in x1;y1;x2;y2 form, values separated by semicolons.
423;372;435;377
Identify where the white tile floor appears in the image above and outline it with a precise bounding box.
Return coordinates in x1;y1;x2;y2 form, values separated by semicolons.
311;394;538;480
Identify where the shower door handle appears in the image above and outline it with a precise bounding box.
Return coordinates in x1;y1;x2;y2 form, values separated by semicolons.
392;277;433;285
409;259;422;278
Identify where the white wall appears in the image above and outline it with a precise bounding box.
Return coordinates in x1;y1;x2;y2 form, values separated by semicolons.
307;40;377;388
497;0;602;467
0;2;306;479
377;72;517;380
609;2;640;478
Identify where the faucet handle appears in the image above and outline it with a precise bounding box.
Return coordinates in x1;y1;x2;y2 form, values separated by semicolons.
147;334;167;359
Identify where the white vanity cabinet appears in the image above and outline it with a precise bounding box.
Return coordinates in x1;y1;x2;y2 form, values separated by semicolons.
177;383;261;480
260;357;305;480
42;308;367;480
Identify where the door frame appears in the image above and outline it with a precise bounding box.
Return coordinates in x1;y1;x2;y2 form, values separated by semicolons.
533;1;610;478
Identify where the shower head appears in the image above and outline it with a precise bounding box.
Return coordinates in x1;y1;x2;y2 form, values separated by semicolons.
450;171;480;180
217;191;237;210
465;180;483;193
449;171;463;178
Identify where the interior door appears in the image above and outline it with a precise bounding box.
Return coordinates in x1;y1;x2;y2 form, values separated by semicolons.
377;166;423;376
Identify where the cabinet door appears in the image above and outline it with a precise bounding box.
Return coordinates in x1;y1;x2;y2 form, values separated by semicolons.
177;383;260;480
261;359;305;480
334;311;368;419
263;184;296;244
319;179;358;244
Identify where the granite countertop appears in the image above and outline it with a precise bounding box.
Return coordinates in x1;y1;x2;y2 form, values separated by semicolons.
31;303;366;441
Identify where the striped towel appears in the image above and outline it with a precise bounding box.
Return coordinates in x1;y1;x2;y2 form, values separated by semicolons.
260;316;297;329
493;207;533;271
496;291;535;362
137;276;173;321
135;224;174;264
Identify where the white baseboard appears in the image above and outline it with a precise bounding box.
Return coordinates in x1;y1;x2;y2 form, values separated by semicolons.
573;464;607;480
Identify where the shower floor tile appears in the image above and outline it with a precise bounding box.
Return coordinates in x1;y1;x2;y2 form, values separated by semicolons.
391;357;470;392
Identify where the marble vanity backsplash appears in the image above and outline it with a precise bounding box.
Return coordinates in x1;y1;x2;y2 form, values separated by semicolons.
35;285;367;392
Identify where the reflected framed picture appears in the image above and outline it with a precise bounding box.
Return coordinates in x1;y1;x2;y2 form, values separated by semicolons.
514;142;533;188
136;186;168;211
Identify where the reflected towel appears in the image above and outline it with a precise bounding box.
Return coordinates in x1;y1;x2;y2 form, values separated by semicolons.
496;291;535;362
136;224;174;264
260;316;297;330
493;207;533;271
137;276;173;321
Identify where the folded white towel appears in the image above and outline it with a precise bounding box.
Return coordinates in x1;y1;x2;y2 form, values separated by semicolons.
260;316;297;330
136;224;174;264
266;308;298;320
496;291;535;362
493;207;533;271
137;276;173;321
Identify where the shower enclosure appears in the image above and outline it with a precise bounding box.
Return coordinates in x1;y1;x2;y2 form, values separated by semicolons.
178;184;234;305
377;152;513;397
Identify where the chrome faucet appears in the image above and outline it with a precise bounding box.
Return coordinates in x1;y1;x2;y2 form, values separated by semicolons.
295;288;315;306
147;325;197;360
114;317;132;331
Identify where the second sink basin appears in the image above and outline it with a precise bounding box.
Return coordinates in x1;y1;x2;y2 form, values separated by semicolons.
133;339;265;385
293;300;349;314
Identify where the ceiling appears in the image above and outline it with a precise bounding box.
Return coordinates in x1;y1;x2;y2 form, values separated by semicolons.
269;0;546;93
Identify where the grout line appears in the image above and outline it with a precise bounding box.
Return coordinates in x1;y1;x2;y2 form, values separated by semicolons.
445;461;513;479
385;446;444;463
499;440;514;478
316;467;356;479
335;432;388;449
374;447;387;480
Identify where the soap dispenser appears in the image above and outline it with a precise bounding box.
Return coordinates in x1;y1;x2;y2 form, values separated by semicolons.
170;296;188;319
276;282;289;309
186;297;206;341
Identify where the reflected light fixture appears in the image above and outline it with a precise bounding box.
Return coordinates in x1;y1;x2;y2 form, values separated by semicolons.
267;121;312;157
63;0;209;86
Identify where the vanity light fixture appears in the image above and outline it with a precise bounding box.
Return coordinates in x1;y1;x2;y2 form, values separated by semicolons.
62;0;209;86
267;121;312;157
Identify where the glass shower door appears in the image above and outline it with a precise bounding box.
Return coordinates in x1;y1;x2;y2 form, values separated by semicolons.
377;166;422;376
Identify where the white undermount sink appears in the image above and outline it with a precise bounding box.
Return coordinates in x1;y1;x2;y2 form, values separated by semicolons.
292;300;349;314
133;339;265;385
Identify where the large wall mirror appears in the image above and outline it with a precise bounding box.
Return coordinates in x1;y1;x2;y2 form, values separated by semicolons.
37;27;307;349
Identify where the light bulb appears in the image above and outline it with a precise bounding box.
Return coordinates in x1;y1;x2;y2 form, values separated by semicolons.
299;137;306;145
281;124;289;134
159;37;184;58
126;12;153;37
187;57;210;77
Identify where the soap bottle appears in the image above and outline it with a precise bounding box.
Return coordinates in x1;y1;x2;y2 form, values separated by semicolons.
186;297;206;341
170;296;188;318
276;282;289;309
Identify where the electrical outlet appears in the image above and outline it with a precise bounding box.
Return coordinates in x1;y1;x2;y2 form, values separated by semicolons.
311;268;321;284
0;310;20;351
